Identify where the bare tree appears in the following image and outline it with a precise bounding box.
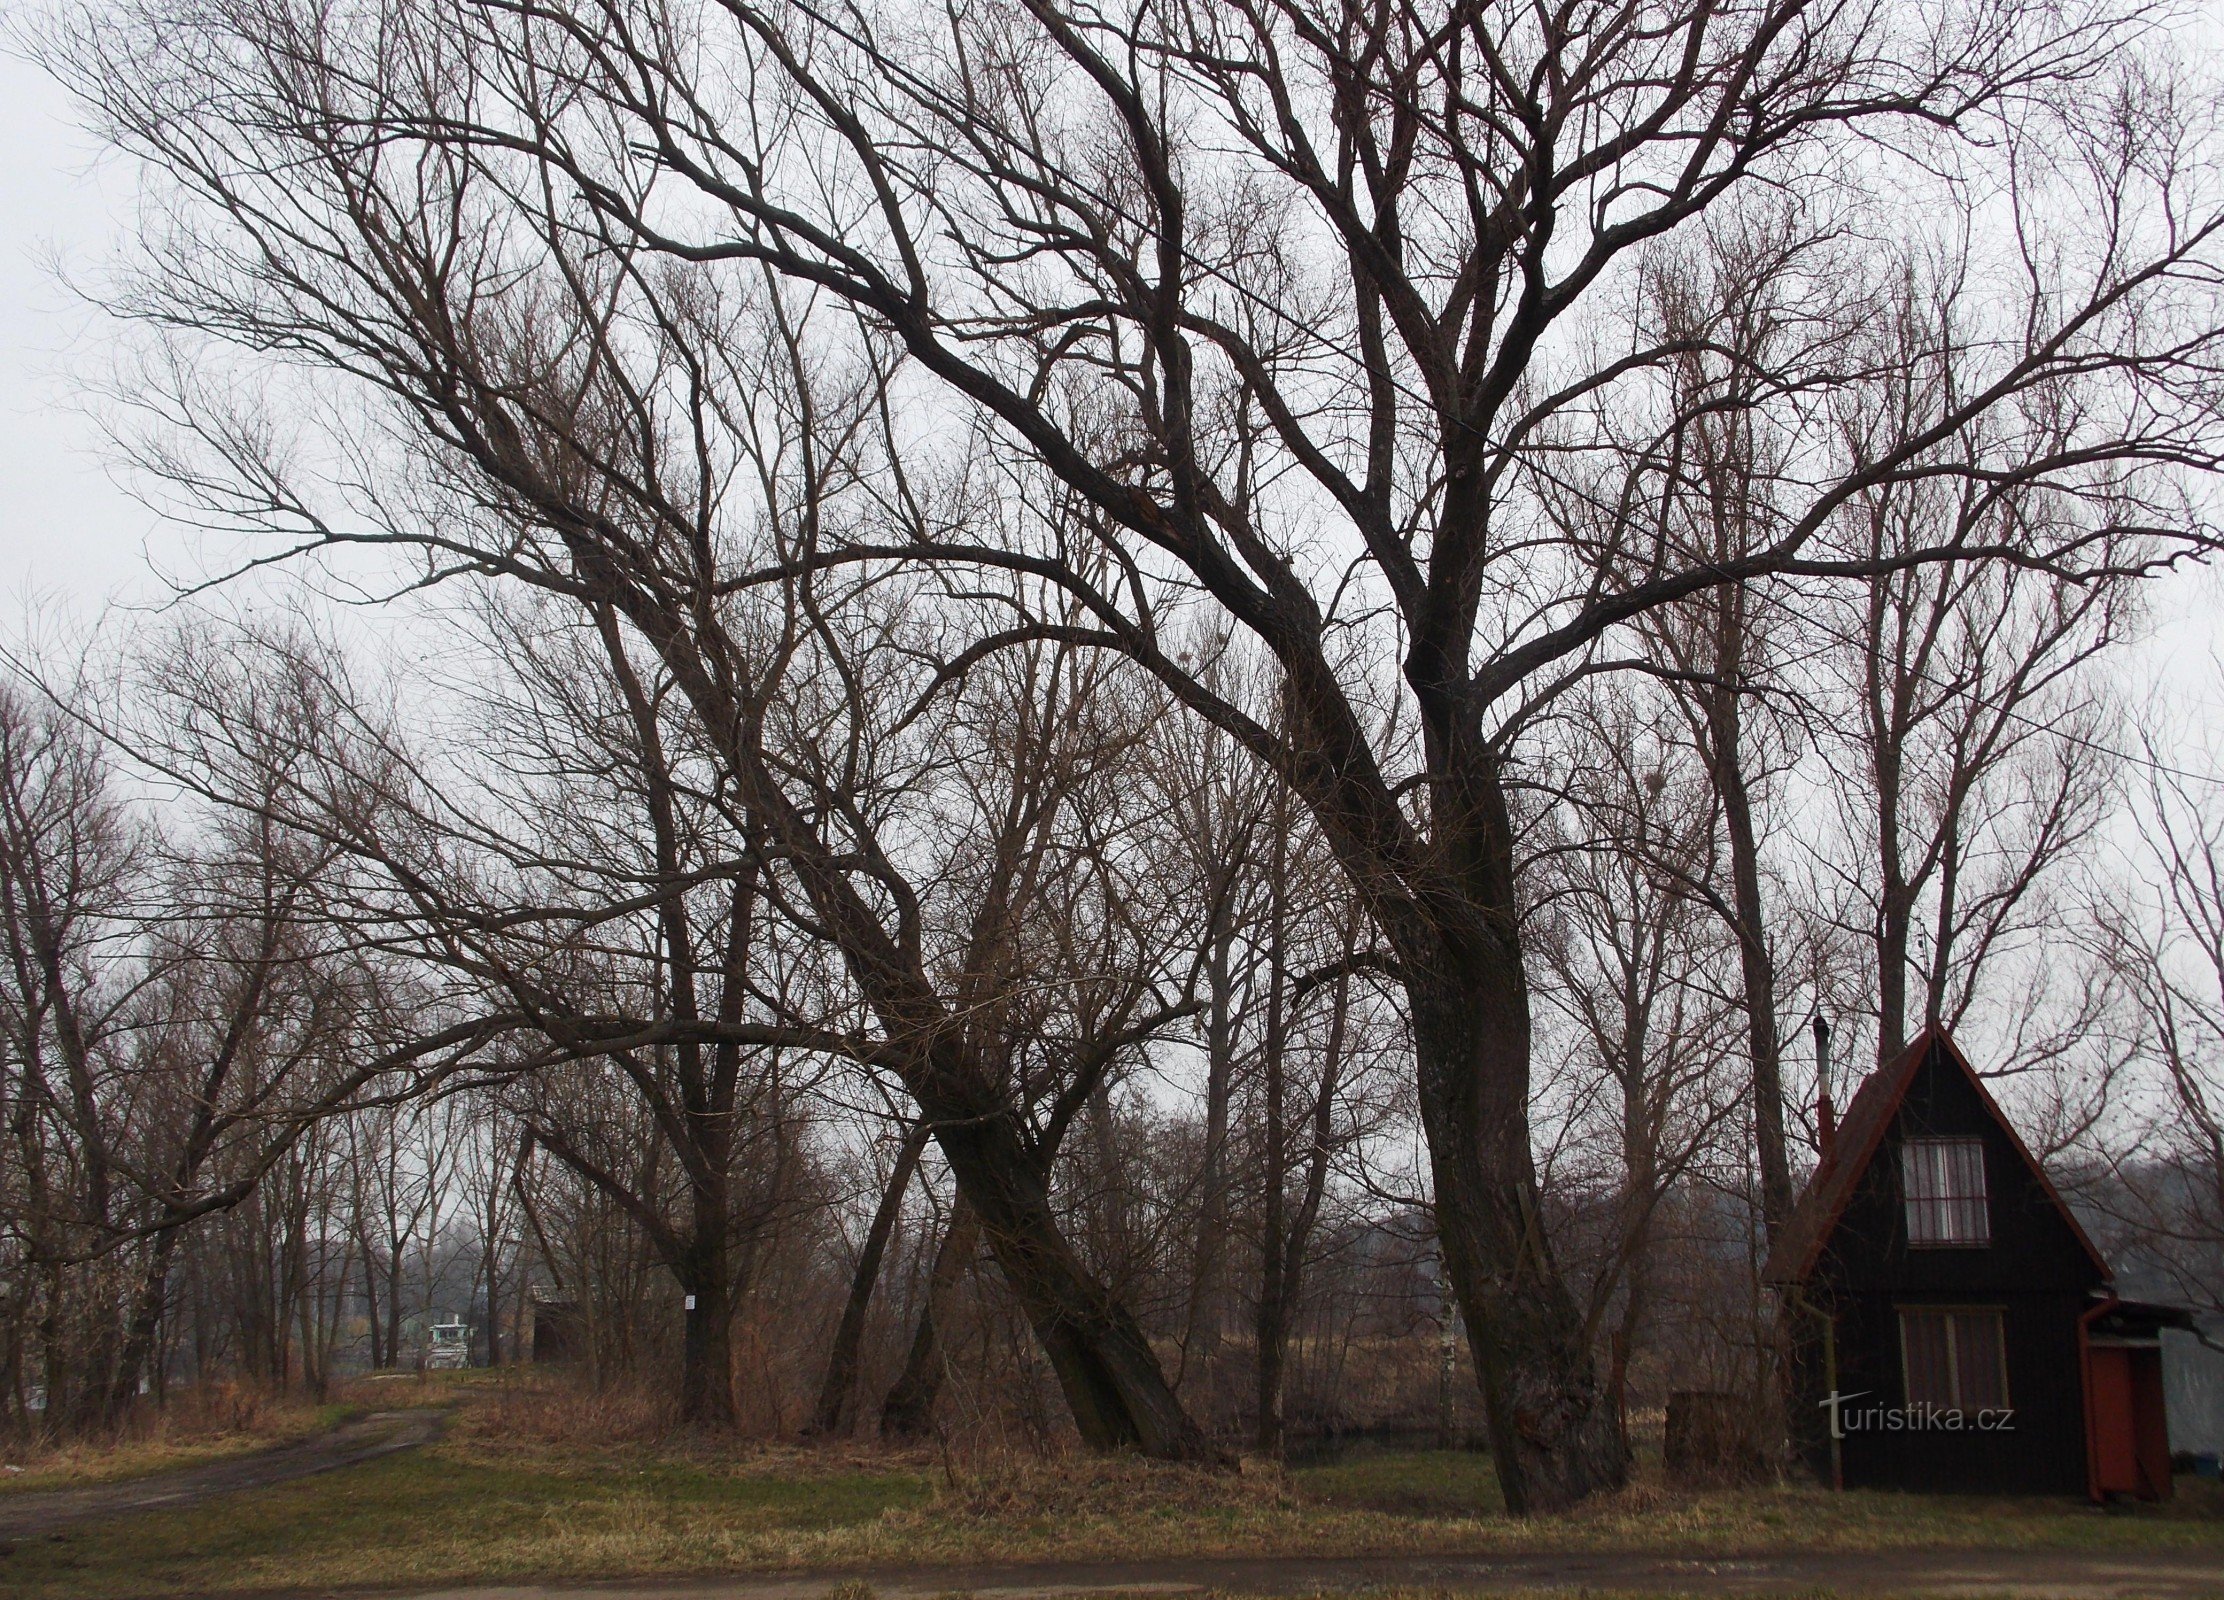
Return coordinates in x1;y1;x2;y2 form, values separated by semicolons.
0;660;434;1430
0;675;145;1430
1531;690;1743;1442
1808;288;2133;1070
45;0;2224;1500
2084;735;2224;1314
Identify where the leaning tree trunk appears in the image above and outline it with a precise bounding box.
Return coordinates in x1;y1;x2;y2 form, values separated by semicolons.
105;1226;183;1424
918;1053;1221;1463
882;1197;978;1438
607;606;1214;1461
811;1120;929;1435
1700;655;1793;1239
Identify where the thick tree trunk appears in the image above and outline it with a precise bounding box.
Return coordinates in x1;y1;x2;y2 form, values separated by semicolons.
882;1198;977;1439
811;1120;929;1436
924;1072;1221;1462
677;1269;739;1429
676;1163;742;1429
1407;949;1628;1513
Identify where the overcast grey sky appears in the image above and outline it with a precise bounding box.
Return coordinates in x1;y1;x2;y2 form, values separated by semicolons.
0;47;160;617
2;37;2219;747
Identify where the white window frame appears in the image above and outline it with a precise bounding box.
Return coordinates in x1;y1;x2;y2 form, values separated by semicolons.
1901;1136;1990;1247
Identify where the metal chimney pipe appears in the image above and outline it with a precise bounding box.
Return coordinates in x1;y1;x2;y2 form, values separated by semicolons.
1813;1014;1836;1166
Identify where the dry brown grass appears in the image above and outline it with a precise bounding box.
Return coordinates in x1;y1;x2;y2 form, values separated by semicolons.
0;1383;354;1495
3;1377;2219;1600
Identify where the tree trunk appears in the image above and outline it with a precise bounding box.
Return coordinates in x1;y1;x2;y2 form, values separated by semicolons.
925;1084;1221;1461
105;1227;182;1423
1254;798;1292;1457
676;1161;742;1429
602;595;1212;1461
484;1249;502;1368
1698;641;1792;1238
1877;878;1911;1069
811;1120;929;1436
1605;1279;1641;1452
1407;946;1628;1513
882;1197;977;1439
677;1268;739;1429
1254;1236;1289;1458
1181;899;1237;1385
1869;583;1912;1072
358;1222;384;1369
383;1240;404;1369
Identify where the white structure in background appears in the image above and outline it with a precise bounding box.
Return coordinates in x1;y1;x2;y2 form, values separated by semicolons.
2163;1320;2224;1464
426;1317;472;1371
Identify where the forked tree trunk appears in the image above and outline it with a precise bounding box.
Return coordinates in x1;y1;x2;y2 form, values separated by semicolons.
590;577;1215;1461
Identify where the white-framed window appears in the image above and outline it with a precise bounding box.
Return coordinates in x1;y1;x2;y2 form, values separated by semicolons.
1899;1307;2009;1411
1901;1136;1989;1246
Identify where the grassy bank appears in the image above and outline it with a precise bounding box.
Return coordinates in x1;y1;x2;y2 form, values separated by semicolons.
0;1391;374;1498
2;1402;2220;1600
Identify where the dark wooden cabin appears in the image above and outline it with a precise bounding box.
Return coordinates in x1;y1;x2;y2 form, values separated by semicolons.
1764;1026;2175;1500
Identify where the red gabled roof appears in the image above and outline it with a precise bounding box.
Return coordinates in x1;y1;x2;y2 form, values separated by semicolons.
1761;1024;2110;1286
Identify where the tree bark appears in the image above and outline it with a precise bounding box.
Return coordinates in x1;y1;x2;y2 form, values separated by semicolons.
1407;938;1627;1512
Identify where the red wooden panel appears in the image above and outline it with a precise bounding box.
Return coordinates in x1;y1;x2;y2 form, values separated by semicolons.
2131;1349;2172;1501
2088;1348;2168;1499
2090;1348;2139;1494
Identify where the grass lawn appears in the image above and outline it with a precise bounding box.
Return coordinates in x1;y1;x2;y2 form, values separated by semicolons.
1;1426;2219;1600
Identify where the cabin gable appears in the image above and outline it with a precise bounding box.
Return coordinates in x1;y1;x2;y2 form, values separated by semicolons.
1809;1038;2105;1299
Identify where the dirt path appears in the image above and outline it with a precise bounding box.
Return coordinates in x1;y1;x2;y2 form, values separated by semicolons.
0;1406;445;1540
398;1548;2224;1600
